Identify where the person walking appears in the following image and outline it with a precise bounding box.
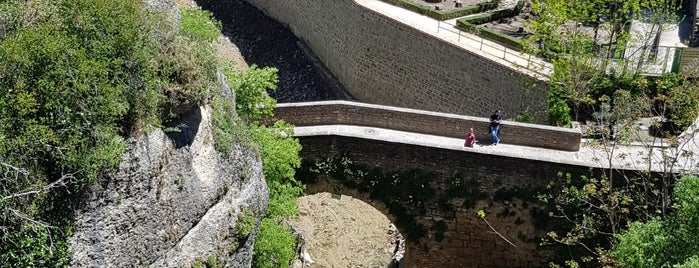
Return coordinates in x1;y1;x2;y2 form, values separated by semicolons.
464;128;476;147
489;110;502;145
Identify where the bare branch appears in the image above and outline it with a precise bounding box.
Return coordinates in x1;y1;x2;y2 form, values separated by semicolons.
481;217;517;248
6;208;53;229
3;172;75;201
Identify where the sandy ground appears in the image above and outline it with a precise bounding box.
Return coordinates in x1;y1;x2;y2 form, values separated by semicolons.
293;193;396;268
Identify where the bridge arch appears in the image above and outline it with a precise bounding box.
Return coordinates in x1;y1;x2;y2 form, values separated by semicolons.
295;135;593;267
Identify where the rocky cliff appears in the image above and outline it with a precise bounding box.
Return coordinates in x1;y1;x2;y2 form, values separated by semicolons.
67;0;269;266
69;103;268;267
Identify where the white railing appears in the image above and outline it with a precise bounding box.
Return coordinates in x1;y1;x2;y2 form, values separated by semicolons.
436;21;688;78
436;20;553;77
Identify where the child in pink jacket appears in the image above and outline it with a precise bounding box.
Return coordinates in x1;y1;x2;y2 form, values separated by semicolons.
464;128;476;147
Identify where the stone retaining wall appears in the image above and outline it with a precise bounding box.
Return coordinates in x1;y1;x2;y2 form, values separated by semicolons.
274;101;582;151
243;0;549;123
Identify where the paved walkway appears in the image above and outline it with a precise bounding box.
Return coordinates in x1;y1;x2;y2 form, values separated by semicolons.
356;0;553;78
294;124;699;174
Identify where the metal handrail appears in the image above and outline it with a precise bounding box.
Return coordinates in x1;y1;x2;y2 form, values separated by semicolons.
436;21;686;77
436;20;553;77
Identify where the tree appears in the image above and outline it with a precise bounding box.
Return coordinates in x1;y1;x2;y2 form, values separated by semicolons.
525;0;680;125
537;76;699;266
219;64;304;268
613;175;699;267
0;0;221;265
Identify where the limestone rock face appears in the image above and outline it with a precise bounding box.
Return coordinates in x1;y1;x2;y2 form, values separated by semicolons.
69;105;268;267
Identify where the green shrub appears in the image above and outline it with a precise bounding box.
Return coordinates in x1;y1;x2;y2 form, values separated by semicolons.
180;7;221;42
514;111;534;123
477;27;523;50
666;79;699;130
0;0;223;265
155;8;221;119
612;219;668;267
253;219;297;268
222;60;303;267
613;176;699;267
459;13;493;25
224;64;278;122
250;122;304;219
548;98;571;127
0;224;72;268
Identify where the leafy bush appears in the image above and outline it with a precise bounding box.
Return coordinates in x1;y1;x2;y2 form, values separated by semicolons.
612;219;668;267
253;219;297;268
0;224;72;267
666;79;699;130
513;111;534;123
225;65;278;122
219;55;303;267
0;0;220;265
477;27;523;50
547;97;571;127
153;7;221;120
249;121;303;219
180;7;221;42
613;175;699;267
459;13;494;25
249;121;304;268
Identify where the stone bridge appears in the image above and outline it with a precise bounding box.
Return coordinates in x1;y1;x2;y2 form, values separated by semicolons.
271;101;698;267
233;0;699;265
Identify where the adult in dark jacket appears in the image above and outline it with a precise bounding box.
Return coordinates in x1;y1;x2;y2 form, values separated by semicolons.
489;110;502;145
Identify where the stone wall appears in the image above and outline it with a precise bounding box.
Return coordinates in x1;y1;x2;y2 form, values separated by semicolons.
243;0;549;123
274;101;582;151
298;135;592;267
690;0;699;47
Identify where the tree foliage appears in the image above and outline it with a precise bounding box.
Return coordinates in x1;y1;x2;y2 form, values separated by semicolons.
0;1;219;265
219;63;303;268
225;64;278;122
525;0;683;129
613;175;699;267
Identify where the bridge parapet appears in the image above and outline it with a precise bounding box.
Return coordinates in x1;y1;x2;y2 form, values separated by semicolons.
273;100;581;151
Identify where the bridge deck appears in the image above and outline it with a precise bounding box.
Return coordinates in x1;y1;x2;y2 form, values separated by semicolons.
294;125;699;174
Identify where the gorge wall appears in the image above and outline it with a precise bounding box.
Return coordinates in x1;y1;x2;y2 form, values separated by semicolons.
242;0;549;123
69;106;268;267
